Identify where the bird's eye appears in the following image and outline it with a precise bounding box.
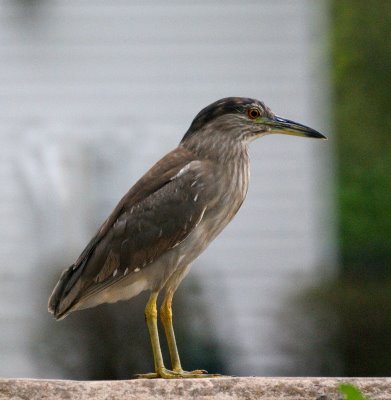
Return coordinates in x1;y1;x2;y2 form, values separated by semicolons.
247;107;261;119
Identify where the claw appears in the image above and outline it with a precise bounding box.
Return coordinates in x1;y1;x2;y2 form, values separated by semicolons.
185;369;208;374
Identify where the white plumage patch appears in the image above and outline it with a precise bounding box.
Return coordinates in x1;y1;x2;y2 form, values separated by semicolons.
171;160;202;181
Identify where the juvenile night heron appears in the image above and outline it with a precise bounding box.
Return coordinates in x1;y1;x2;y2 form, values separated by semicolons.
48;97;326;379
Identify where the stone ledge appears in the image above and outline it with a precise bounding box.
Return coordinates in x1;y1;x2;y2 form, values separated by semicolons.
0;377;390;400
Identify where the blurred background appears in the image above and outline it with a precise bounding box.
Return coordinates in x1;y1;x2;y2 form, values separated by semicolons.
0;0;389;379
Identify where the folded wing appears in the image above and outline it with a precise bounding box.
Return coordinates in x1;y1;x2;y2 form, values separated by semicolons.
48;147;211;319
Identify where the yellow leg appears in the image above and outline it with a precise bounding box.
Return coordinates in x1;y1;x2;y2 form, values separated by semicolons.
134;290;222;379
135;291;176;379
160;292;183;372
159;291;221;378
145;291;164;372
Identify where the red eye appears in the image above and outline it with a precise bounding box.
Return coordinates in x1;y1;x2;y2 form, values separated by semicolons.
247;107;261;119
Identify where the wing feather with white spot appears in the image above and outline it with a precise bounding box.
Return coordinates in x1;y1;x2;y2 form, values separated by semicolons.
48;147;213;318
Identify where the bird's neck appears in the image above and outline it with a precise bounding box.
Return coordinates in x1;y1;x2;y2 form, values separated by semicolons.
181;131;250;167
181;132;250;239
181;132;251;216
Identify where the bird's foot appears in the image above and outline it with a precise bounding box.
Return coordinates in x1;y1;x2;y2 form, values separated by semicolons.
171;368;222;378
134;368;222;379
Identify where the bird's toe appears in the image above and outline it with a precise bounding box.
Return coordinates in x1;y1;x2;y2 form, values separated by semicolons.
133;368;223;379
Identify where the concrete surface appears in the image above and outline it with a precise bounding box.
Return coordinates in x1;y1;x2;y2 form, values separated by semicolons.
1;377;390;400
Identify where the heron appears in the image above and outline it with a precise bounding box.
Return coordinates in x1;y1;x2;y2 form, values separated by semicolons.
48;97;326;378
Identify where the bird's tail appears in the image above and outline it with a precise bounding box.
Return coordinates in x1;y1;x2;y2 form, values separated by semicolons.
48;264;79;320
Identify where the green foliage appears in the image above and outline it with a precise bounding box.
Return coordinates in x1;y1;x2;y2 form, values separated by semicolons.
330;0;391;377
332;0;391;274
339;383;368;400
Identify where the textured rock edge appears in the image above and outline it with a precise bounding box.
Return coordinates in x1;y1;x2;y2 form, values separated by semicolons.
0;377;390;400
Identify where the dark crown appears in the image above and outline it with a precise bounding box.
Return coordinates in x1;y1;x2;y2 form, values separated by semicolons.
181;97;265;142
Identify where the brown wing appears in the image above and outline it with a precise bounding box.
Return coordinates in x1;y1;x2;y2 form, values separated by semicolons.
49;146;212;318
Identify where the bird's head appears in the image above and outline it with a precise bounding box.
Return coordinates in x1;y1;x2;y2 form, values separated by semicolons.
181;97;326;154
